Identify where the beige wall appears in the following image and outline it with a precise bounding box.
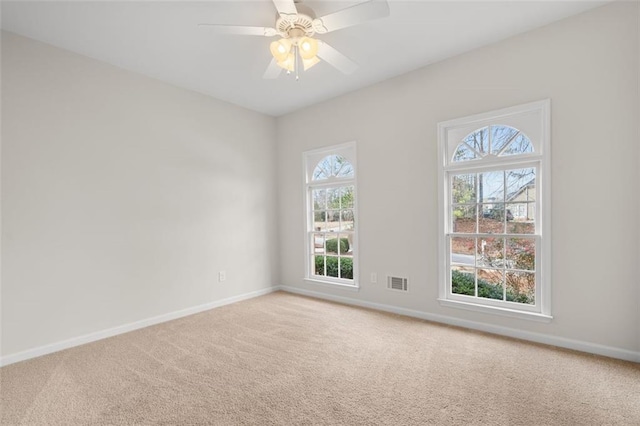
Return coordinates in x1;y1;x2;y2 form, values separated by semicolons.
277;2;639;353
1;32;279;357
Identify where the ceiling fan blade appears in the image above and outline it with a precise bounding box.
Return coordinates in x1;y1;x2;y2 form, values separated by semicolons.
263;58;283;79
272;0;298;21
317;41;357;75
312;0;390;34
198;24;278;37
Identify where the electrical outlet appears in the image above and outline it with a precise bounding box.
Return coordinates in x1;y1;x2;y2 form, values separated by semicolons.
218;271;226;282
371;272;377;283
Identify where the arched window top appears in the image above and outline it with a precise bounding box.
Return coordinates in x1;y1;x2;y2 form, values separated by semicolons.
453;125;534;163
312;155;354;181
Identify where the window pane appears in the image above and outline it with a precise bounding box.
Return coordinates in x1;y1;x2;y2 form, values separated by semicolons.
451;266;475;296
341;186;354;208
453;205;477;233
312;233;326;254
326;210;340;231
479;203;505;234
501;134;533;156
326;188;340;209
506;271;535;304
312;155;354;180
490;125;520;154
453;144;479;162
507;213;534;234
507;202;534;221
314;256;326;276
340;210;354;231
333;156;354;178
312;157;332;180
479;171;504;202
452;174;476;204
451;237;475;266
476;237;504;268
313;211;329;232
326;236;348;254
506;168;535;202
312;189;326;210
463;127;489;157
506;238;535;271
341;241;354;257
477;269;504;300
337;234;349;255
326;256;339;277
339;257;354;279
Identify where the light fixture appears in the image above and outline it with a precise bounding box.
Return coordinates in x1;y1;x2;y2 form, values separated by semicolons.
269;36;320;80
269;38;292;62
277;52;296;72
298;37;318;60
302;56;320;71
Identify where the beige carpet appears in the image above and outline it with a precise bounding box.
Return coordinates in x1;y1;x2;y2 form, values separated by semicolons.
1;291;639;425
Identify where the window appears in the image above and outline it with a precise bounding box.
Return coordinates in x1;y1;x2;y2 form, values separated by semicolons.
437;100;551;321
304;143;358;288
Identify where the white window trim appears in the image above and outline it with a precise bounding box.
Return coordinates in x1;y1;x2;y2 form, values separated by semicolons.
437;100;552;321
303;142;359;289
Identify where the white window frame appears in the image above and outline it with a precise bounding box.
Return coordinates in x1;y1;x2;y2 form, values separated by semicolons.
303;142;359;289
437;100;552;321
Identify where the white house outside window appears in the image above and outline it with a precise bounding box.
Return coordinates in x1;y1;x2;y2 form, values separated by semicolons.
437;100;551;321
304;142;358;288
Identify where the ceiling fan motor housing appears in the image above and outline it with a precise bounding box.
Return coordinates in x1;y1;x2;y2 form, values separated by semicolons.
276;5;317;40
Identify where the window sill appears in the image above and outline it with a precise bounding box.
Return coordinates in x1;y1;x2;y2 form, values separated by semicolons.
437;298;552;323
304;278;360;292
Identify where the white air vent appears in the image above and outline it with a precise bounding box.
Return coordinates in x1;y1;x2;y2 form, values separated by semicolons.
387;276;408;292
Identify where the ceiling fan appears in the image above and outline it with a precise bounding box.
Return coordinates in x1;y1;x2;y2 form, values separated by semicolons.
198;0;390;80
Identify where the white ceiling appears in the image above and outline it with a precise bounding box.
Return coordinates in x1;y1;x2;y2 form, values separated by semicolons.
1;1;608;116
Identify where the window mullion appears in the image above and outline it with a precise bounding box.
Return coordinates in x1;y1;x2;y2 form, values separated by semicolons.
496;131;521;156
502;234;507;301
444;157;541;174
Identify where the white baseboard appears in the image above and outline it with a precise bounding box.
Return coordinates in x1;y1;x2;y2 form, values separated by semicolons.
0;286;278;367
277;285;640;363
